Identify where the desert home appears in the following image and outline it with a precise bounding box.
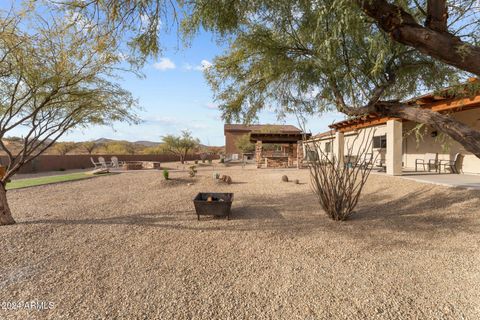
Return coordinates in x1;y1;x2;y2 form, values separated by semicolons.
305;89;480;176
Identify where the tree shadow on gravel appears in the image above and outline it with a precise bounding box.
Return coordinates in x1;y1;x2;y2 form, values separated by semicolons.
21;183;480;249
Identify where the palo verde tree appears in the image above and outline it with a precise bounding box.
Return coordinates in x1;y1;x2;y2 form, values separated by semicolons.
0;12;138;225
161;130;200;163
81;141;98;155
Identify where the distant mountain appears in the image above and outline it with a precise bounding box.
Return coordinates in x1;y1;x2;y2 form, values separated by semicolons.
93;138;160;146
93;138;115;144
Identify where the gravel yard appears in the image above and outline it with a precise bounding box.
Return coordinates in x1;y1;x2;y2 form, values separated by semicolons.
1;164;479;319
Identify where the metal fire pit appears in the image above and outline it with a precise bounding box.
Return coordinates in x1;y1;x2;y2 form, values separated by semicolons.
193;193;234;220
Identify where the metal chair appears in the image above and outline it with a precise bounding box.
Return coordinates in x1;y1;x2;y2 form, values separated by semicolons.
415;153;438;172
438;153;463;174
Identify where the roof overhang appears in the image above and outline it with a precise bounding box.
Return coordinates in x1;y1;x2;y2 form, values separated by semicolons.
249;132;311;143
329;94;480;133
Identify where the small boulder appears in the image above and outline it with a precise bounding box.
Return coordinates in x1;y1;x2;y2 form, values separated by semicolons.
220;175;233;184
281;175;289;182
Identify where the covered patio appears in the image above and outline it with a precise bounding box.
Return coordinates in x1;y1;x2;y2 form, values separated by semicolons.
326;91;480;176
250;132;311;169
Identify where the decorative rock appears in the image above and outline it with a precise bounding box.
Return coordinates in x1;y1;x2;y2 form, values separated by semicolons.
219;175;233;184
281;175;289;182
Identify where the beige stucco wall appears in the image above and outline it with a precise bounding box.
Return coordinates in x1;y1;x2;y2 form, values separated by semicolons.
402;108;480;174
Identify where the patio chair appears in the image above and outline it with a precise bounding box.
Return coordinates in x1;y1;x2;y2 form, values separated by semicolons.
110;156;123;168
357;153;373;168
438;153;463;174
415;153;438;172
98;156;110;168
90;157;103;169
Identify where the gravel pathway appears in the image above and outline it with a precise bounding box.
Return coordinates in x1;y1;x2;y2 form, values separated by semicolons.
1;165;479;319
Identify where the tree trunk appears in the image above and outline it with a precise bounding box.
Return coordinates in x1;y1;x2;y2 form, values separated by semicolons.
376;103;480;158
0;184;15;225
356;0;480;77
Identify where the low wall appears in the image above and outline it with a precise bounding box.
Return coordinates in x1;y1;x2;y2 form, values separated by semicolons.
2;154;219;174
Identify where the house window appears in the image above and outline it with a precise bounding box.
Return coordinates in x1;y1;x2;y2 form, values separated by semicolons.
373;135;387;149
325;142;331;153
306;150;318;161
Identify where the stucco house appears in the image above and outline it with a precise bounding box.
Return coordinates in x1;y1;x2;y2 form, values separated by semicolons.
305;90;480;175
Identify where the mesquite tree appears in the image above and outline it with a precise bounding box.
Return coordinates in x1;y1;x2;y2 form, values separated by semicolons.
0;13;138;225
183;0;480;159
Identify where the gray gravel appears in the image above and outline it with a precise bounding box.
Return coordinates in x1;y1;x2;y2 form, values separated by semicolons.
1;164;479;319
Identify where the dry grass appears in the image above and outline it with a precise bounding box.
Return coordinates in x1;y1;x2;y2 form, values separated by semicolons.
1;164;479;319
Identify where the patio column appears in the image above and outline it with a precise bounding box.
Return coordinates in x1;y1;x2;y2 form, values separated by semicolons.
386;119;403;176
255;141;263;168
297;141;304;169
333;131;344;166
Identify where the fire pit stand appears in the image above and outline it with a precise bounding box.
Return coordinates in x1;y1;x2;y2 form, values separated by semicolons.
193;193;234;220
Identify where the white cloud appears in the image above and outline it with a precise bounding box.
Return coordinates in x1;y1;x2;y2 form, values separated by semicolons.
153;58;176;71
205;102;218;110
198;59;213;71
183;59;213;72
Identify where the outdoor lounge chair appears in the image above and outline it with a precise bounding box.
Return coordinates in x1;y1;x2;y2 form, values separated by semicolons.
98;157;110;168
90;157;104;169
438;153;463;174
110;156;123;168
415;153;438;172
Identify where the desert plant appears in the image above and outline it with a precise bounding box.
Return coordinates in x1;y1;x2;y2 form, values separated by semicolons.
306;129;377;221
163;169;169;180
194;160;198;164
188;165;197;177
219;158;224;164
281;175;289;182
208;159;212;165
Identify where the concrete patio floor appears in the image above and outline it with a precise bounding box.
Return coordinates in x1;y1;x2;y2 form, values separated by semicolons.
373;169;480;190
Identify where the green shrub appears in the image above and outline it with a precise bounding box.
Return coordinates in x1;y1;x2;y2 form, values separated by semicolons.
188;165;197;177
194;160;198;164
220;158;224;163
163;169;169;180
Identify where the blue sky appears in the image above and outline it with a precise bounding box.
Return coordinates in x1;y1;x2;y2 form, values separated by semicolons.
5;1;345;146
62;30;345;146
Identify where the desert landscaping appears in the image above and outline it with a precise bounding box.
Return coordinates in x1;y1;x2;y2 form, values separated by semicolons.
1;164;479;319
